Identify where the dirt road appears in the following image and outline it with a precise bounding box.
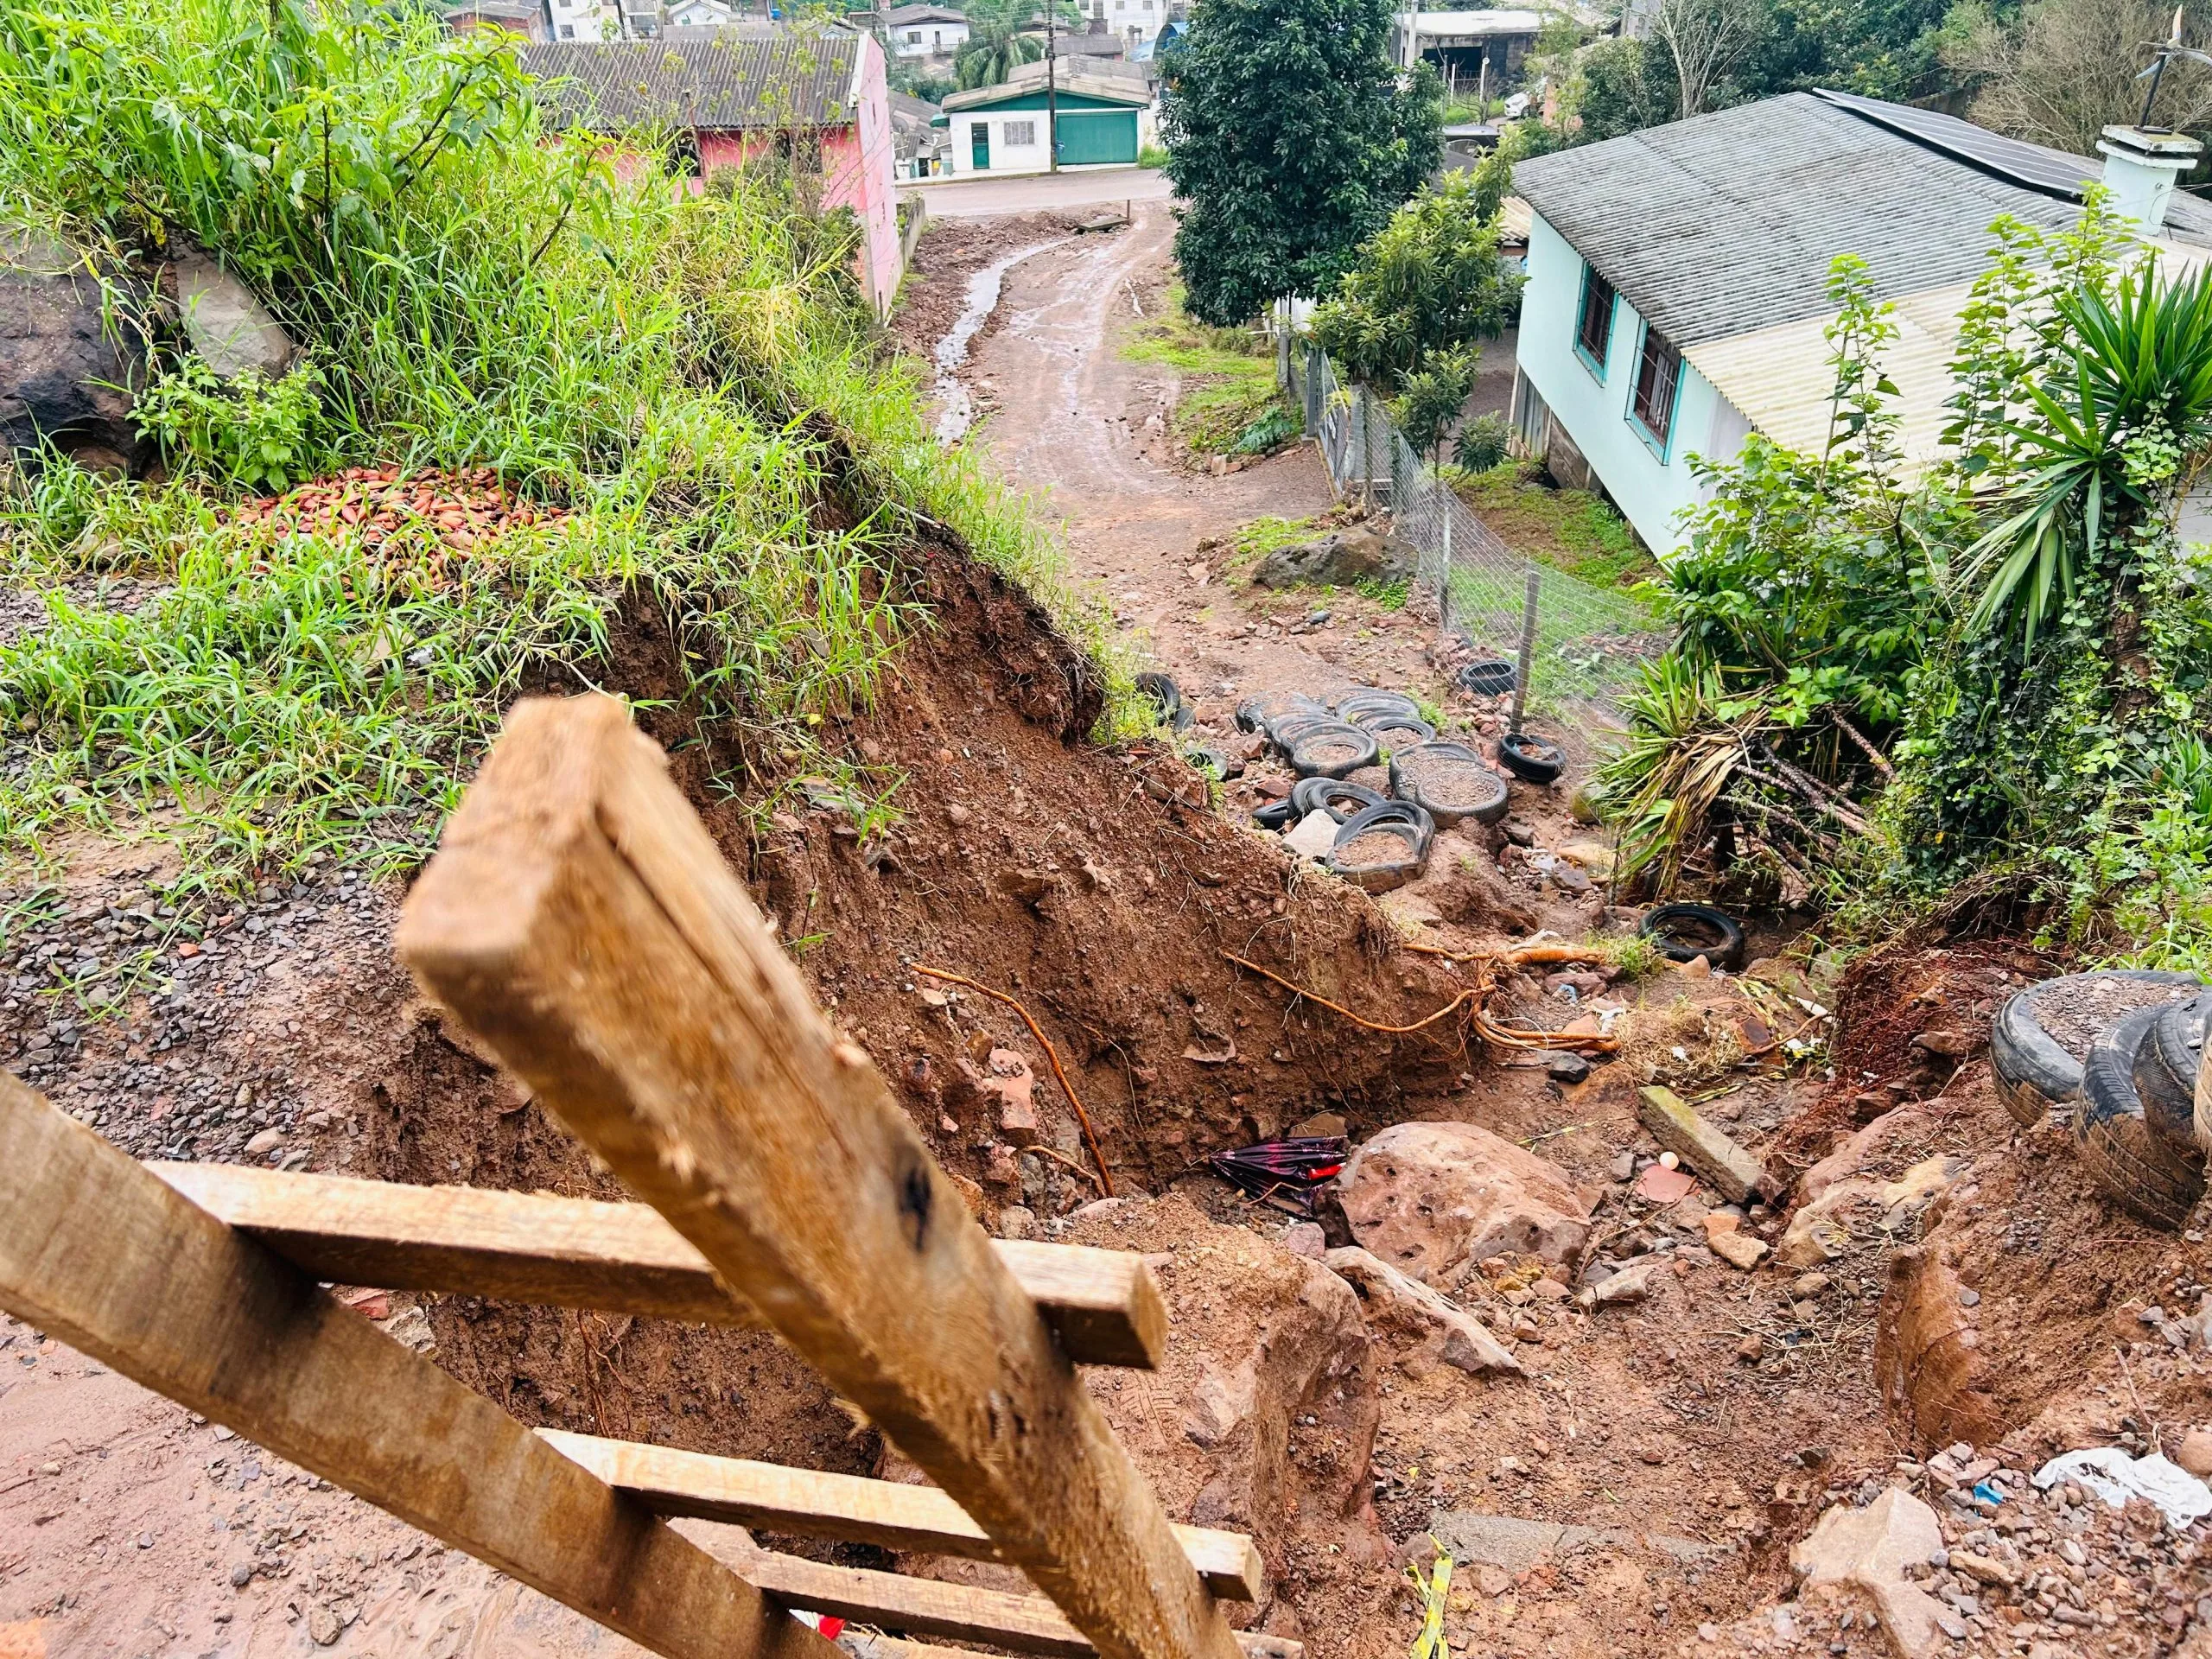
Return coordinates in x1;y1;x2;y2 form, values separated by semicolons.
963;202;1449;726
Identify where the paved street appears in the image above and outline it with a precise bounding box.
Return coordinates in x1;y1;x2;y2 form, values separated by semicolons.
899;166;1172;219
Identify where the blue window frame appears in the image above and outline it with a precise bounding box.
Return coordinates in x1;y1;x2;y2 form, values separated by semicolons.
1628;320;1683;459
1573;264;1616;380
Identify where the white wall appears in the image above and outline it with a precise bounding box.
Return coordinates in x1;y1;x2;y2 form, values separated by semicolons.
1517;209;1750;555
947;109;1052;175
893;20;968;57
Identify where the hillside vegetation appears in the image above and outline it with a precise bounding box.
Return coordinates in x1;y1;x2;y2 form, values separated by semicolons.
0;0;1110;898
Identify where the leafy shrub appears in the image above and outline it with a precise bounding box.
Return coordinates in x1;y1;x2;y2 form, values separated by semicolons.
1230;404;1297;454
131;357;330;494
1452;410;1510;474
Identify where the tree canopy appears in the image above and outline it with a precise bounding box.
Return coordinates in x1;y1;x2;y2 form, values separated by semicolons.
1161;0;1441;327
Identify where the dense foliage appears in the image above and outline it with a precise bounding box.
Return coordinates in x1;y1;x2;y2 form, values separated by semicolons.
1160;0;1441;327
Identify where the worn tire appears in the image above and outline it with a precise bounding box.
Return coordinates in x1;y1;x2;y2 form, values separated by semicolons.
1325;802;1434;894
1498;731;1566;785
1337;690;1421;723
1389;741;1509;828
1991;969;2201;1128
1641;902;1745;971
1291;776;1387;823
2135;992;2209;1148
1287;721;1382;780
2077;1007;2204;1231
1457;660;1516;696
2197;1028;2212;1156
1135;671;1192;732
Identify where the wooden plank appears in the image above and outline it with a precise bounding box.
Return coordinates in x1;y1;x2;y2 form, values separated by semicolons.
1637;1086;1767;1203
148;1163;1164;1370
0;1075;834;1659
537;1429;1262;1600
736;1550;1296;1659
839;1633;1304;1659
396;695;1244;1659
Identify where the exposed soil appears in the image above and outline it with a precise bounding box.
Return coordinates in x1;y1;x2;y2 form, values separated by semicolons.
13;198;2212;1659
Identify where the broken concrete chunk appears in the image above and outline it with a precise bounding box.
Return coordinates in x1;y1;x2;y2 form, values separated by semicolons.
1637;1086;1765;1204
1701;1214;1770;1271
1283;808;1339;859
1324;1245;1522;1375
1580;1258;1658;1307
1339;1120;1591;1278
1777;1177;1876;1269
1789;1488;1948;1659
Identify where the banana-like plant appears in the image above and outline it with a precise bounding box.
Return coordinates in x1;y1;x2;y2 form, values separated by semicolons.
1961;263;2212;648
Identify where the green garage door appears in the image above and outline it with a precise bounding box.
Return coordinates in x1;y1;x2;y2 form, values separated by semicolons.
1054;109;1138;165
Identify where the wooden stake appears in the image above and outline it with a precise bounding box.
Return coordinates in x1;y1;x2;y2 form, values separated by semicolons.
0;1076;832;1659
396;696;1244;1659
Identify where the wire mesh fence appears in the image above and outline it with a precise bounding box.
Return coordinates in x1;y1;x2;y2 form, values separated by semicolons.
1288;344;1663;760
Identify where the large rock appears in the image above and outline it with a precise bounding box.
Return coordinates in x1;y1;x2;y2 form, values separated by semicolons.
168;249;294;382
1249;524;1413;590
1323;1245;1521;1375
1789;1488;1949;1658
1;230;147;466
1339;1120;1591;1281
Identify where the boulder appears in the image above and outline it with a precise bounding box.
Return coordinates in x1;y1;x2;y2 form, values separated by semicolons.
1062;1195;1388;1585
1789;1488;1948;1659
1323;1246;1522;1375
168;249;294;382
1249;524;1413;591
1339;1120;1590;1281
1;229;147;466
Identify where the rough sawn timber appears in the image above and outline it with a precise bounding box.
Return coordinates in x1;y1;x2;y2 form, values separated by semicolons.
536;1428;1263;1599
394;694;1246;1659
0;1074;835;1659
148;1161;1166;1369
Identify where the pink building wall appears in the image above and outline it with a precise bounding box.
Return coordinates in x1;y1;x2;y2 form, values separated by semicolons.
693;35;901;315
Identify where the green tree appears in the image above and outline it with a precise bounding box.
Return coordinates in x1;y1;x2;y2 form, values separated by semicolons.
952;0;1078;90
1162;0;1442;327
1308;174;1521;393
1391;347;1478;463
1569;36;1677;139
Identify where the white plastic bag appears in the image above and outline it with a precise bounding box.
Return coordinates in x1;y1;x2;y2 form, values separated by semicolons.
2034;1447;2212;1529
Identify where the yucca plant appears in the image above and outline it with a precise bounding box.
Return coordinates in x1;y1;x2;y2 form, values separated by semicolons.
1960;263;2212;648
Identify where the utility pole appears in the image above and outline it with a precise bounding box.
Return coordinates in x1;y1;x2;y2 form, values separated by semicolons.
1046;0;1060;172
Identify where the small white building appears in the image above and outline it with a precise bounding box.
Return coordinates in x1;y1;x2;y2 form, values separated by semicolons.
885;3;969;60
938;72;1151;174
1391;10;1542;92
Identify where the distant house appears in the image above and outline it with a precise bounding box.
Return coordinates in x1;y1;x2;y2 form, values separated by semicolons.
445;0;550;38
938;71;1151;173
885;3;968;61
1392;10;1542;96
519;28;903;312
666;0;738;26
1508;91;2212;554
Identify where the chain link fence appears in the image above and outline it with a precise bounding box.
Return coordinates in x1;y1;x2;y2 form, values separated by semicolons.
1288;344;1662;760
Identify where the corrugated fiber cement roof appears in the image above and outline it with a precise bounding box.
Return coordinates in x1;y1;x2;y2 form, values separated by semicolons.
1511;92;2089;348
519;31;860;131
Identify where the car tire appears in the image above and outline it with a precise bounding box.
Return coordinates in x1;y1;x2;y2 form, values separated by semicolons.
2134;991;2209;1148
1287;721;1382;780
2078;1006;2204;1231
1135;671;1192;732
1990;969;2202;1128
1498;731;1566;785
1640;902;1745;971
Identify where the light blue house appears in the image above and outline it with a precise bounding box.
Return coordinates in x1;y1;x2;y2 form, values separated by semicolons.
1507;92;2212;554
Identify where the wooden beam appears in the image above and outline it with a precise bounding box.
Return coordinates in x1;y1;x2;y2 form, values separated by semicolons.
0;1075;835;1659
736;1550;1298;1659
149;1163;1165;1370
839;1633;1304;1659
396;695;1244;1659
537;1429;1262;1601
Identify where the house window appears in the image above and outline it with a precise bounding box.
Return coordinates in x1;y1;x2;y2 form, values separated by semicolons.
1005;118;1036;144
1630;323;1682;452
559;21;575;34
907;28;920;40
1573;265;1614;377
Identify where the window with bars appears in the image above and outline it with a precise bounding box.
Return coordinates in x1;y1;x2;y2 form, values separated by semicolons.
1574;266;1615;376
1004;119;1036;144
1630;324;1681;451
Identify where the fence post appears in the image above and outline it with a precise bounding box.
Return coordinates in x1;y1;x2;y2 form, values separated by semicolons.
1510;563;1541;734
397;696;1246;1659
1359;384;1375;514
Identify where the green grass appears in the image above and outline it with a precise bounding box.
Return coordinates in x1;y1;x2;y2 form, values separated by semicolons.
1120;283;1293;458
1230;514;1324;565
0;0;1119;893
1452;461;1660;590
1137;142;1169;169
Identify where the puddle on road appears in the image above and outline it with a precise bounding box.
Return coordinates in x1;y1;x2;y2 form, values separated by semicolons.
932;238;1072;444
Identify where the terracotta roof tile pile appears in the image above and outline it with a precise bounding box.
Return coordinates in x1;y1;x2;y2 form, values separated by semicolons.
230;467;568;556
